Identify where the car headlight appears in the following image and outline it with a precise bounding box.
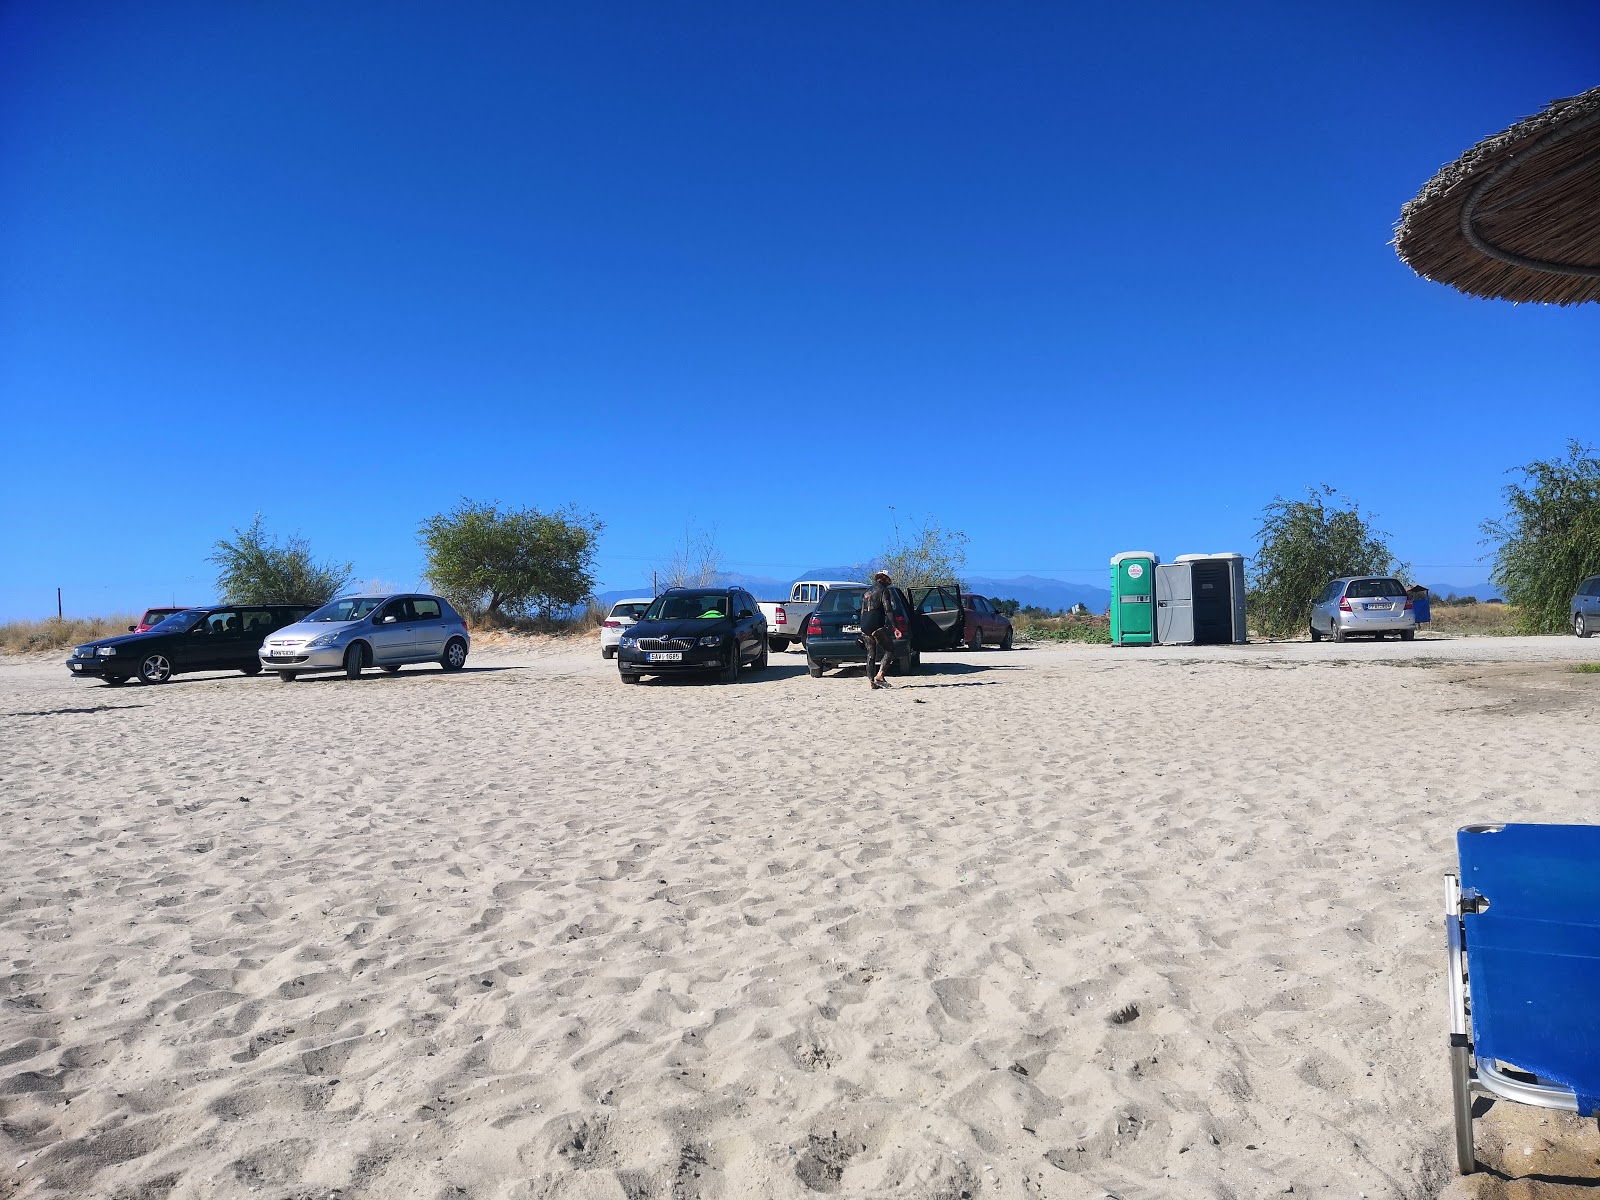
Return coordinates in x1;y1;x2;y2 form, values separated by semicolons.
306;633;339;649
620;635;637;648
698;634;723;646
96;646;117;656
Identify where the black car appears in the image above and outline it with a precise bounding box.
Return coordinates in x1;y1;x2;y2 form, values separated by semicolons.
67;604;313;685
616;587;768;684
803;583;966;678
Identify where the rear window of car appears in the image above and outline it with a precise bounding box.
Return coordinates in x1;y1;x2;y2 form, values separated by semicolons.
610;602;650;619
820;588;865;613
1344;579;1405;598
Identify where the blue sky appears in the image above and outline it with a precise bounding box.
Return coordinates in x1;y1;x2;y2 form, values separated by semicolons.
2;2;1595;617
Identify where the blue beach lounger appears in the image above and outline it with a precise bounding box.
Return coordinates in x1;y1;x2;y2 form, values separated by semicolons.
1446;823;1600;1173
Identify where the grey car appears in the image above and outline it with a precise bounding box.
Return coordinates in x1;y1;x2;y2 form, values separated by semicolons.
1309;576;1416;642
1573;574;1600;638
260;593;470;681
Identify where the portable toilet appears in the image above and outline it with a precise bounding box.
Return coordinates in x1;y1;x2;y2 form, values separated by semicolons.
1154;561;1194;645
1174;552;1248;644
1109;551;1157;645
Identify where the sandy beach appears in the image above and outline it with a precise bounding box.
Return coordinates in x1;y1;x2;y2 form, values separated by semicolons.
3;635;1598;1199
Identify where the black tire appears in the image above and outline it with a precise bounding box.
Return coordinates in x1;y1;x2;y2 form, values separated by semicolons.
720;645;740;683
807;658;824;678
278;672;298;683
381;664;401;674
441;638;468;672
768;637;788;654
343;643;365;679
897;651;916;676
1308;622;1322;643
1577;613;1591;639
1332;624;1347;644
602;646;615;659
137;653;172;684
620;669;640;685
241;663;262;675
750;638;769;671
1000;627;1013;650
967;627;982;651
1401;629;1415;641
102;674;127;687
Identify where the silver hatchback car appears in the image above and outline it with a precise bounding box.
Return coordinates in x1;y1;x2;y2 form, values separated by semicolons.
1309;576;1416;642
1572;574;1600;638
260;593;470;681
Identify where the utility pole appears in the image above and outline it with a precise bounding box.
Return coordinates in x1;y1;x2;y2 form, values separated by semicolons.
57;588;63;621
652;570;658;596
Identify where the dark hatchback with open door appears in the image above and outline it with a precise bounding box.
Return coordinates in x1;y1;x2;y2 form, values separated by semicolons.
67;604;312;685
802;584;965;678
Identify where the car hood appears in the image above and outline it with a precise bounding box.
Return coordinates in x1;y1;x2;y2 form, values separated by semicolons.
267;619;363;642
627;618;734;640
86;629;172;651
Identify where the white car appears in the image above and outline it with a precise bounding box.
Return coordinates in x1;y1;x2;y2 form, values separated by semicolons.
600;597;653;659
757;579;861;651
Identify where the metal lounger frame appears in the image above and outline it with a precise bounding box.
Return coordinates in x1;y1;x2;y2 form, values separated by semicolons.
1445;872;1582;1174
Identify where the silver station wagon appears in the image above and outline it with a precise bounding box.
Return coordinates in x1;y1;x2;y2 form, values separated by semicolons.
1309;576;1416;642
260;593;470;681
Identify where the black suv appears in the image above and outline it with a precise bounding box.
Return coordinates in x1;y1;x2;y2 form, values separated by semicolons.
67;604;313;685
616;586;768;683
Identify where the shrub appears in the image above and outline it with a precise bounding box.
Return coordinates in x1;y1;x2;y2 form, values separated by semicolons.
879;514;968;589
210;515;351;607
1482;441;1600;635
420;499;603;622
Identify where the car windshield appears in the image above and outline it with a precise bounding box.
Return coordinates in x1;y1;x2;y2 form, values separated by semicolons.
610;602;651;620
819;588;866;614
644;593;730;620
304;597;385;623
151;609;205;631
1345;579;1406;599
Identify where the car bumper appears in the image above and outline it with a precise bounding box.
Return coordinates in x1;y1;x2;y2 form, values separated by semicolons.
617;647;730;673
66;657;114;677
259;646;345;672
1335;614;1416;633
805;634;907;663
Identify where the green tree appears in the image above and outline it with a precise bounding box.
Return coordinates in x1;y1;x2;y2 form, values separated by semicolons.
1482;441;1600;634
1247;487;1405;638
419;499;603;622
879;513;968;589
991;597;1021;616
209;515;351;606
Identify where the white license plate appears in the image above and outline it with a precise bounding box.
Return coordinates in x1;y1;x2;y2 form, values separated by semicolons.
647;652;682;662
1364;603;1391;611
843;625;861;634
71;663;82;671
270;648;297;657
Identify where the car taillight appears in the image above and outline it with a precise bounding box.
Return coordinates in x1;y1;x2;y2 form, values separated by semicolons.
892;615;907;638
1338;598;1352;612
1403;597;1413;610
805;615;822;636
774;605;786;625
602;620;622;628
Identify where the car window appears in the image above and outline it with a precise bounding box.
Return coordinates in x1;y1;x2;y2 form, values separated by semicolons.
1586;578;1600;597
1344;579;1405;599
413;598;442;620
377;599;410;624
240;610;275;634
820;588;864;614
203;610;241;635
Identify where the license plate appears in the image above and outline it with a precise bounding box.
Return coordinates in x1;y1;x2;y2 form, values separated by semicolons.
647;652;682;662
270;648;297;657
843;625;861;634
71;663;82;671
1364;603;1391;611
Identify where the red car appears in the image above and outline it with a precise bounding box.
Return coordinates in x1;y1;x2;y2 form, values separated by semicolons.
132;606;188;633
957;595;1013;650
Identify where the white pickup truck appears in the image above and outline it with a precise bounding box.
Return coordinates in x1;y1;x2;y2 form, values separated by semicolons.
758;579;861;651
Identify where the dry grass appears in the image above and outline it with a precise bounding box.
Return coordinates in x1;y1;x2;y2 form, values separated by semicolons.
1012;612;1112;645
0;615;139;655
1424;603;1521;637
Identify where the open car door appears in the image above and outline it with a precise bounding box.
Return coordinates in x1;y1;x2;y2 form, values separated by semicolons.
905;585;966;651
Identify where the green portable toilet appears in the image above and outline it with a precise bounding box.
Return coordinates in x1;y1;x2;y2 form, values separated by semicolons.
1110;551;1158;645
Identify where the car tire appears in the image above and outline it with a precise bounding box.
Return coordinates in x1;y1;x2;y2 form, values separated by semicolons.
751;639;769;671
241;663;262;675
441;637;468;672
768;637;788;654
1577;613;1591;639
1309;622;1322;643
620;669;640;685
807;657;824;678
720;646;740;683
1332;622;1347;643
343;643;365;679
1401;630;1415;641
102;674;127;686
898;651;916;676
381;664;402;673
968;627;982;651
278;672;298;683
1000;627;1013;650
136;653;172;684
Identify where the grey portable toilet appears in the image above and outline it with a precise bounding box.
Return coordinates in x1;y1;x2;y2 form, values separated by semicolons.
1175;552;1248;644
1154;562;1194;645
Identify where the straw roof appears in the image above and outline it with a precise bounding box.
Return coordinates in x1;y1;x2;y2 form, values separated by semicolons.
1395;85;1600;305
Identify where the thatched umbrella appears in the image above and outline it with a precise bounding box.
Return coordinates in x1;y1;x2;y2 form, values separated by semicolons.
1395;84;1600;304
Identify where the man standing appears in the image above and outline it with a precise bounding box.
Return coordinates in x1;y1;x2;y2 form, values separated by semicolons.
860;570;896;689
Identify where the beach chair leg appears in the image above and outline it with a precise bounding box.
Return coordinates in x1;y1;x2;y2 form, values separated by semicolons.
1450;1039;1475;1172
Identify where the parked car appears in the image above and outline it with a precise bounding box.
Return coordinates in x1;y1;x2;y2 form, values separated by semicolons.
68;604;312;685
259;593;470;682
758;580;860;652
616;586;767;683
1308;577;1416;642
132;606;188;633
600;597;653;658
1572;575;1600;638
803;583;966;678
958;594;1014;650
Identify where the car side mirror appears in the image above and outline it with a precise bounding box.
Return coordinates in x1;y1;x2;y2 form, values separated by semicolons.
128;625;137;632
738;609;753;619
381;615;397;624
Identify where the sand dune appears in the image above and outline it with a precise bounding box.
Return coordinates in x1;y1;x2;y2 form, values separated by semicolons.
2;636;1598;1198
